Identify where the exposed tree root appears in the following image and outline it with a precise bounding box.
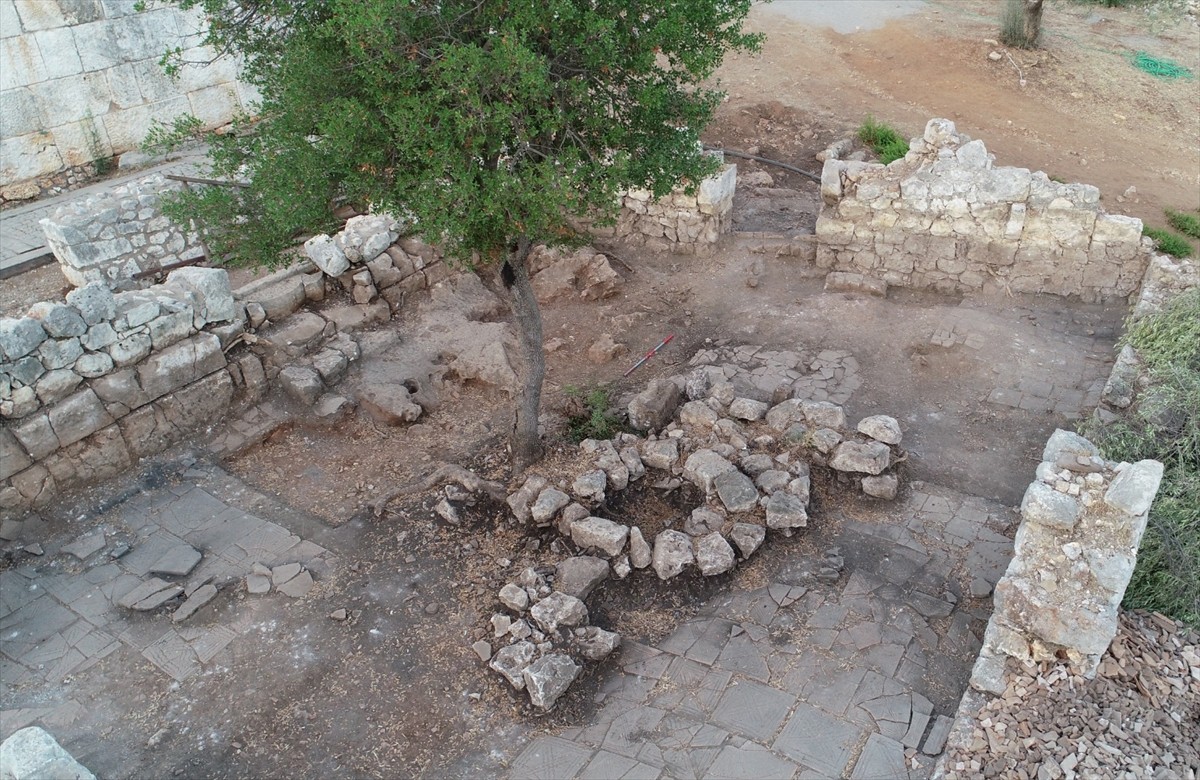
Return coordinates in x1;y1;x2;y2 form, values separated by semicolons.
371;463;507;517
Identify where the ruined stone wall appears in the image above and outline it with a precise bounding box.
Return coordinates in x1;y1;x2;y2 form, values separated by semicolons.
1;0;254;201
592;163;737;254
40;174;205;290
966;429;1164;693
816;119;1150;303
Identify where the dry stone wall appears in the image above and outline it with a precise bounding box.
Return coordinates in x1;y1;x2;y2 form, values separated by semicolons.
816;119;1151;303
591;163;737;254
968;429;1164;692
40;174;204;289
0;0;253;201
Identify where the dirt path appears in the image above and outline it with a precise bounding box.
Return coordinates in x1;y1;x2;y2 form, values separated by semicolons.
717;1;1200;227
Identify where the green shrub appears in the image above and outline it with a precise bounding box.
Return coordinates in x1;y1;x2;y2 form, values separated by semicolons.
1143;226;1194;258
564;385;624;443
857;117;909;164
1165;209;1200;240
1081;289;1200;627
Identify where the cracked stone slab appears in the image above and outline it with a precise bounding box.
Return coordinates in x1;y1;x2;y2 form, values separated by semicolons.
172;584;218;623
61;533;106;561
148;544;202;577
117;578;183;611
276;570;314;598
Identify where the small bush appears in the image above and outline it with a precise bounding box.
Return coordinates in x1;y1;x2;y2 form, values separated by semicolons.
1165;209;1200;240
857;117;909;164
1143;226;1194;258
1081;289;1200;627
1000;0;1038;49
564;385;624;443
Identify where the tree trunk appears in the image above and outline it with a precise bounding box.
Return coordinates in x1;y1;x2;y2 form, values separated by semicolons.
499;236;545;476
1023;0;1044;47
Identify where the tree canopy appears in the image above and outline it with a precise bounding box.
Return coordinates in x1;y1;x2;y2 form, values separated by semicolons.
160;0;761;267
156;0;760;472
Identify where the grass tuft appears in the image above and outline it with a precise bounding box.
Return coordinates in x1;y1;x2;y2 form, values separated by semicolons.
564;385;625;443
1000;0;1038;49
1080;289;1200;627
1165;209;1200;240
857;117;909;164
1143;226;1194;258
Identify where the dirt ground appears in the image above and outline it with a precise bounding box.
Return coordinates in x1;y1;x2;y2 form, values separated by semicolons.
3;2;1198;778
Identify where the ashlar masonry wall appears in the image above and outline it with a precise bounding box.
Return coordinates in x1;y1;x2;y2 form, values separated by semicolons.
0;0;254;201
816;119;1150;303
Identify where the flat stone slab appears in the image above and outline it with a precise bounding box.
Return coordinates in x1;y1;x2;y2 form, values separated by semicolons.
172;584;218;623
117;577;183;611
0;727;96;780
276;570;314;598
148;544;202;576
61;532;106;560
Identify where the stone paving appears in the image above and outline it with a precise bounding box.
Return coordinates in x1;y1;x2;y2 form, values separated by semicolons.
507;484;1015;780
0;476;336;736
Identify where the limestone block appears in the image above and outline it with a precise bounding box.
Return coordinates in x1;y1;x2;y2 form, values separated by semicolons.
683;449;736;494
42;423;131;490
652;529;694;580
694;532;735;576
47;389;112;448
730;523;765;559
0;726;95;780
570;516;628;558
1020;481;1080;530
529;592;588;633
1103;460;1164;517
857;415;902;445
66;283;116;324
92;369;150;412
829;441;890;475
0;429;33;481
1092;214;1142;246
137;332;225;401
0;317;47;361
523;654;580;710
627;379;682;432
165;267;236;324
1041;428;1099;463
25;303;86;339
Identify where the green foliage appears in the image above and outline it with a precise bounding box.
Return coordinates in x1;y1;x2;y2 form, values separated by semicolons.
857;116;909;164
1165;209;1200;240
156;0;762;270
564;385;624;443
1000;0;1038;49
141;114;205;157
1081;289;1200;626
1143;226;1194;258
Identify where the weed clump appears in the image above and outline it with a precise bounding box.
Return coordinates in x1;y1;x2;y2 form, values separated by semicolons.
564;385;625;443
857;117;909;164
1143;226;1194;258
1000;0;1039;49
1081;289;1200;627
1165;209;1200;240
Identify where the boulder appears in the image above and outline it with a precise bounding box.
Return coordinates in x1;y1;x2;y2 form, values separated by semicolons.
640;438;679;470
829;441;891;475
728;397;768;422
570;517;628;558
530;488;571;526
684;507;725;537
739;453;775;477
765;492;808;532
756;469;791;494
499;583;529;612
714;469;759;513
587;334;627;364
801;401;846;429
694;533;736;576
765;399;804;431
507;475;548;523
730;523;766;558
530;592;589;633
857;415;902;445
1020;482;1080;530
357;383;422;424
523;654;581;710
652;530;694;580
0;727;95;780
628;379;682;431
862;474;899;500
554;556;609;599
490;640;536;690
572;470;607;502
628;526;652;568
574;626;621;661
619;446;646;481
683;449;736;493
679;400;719;429
1103;460;1164;517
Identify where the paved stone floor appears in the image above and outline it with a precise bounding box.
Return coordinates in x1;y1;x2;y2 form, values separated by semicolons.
0;477;337;734
507;484;1015;780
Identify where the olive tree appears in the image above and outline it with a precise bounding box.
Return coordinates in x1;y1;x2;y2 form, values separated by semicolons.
156;0;760;473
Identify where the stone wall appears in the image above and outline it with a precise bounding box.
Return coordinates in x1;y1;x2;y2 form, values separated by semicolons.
40;174;204;289
0;0;253;201
816;119;1151;303
593;163;737;254
966;429;1164;692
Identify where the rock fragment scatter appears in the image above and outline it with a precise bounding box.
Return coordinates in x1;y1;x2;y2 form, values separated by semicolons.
471;345;905;709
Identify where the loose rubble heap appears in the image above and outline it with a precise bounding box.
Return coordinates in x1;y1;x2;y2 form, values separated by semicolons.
464;347;906;710
971;430;1164;689
938;611;1199;780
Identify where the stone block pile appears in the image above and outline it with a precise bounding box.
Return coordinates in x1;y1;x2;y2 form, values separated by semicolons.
970;429;1164;692
816;119;1151;303
472;346;906;709
40;175;205;289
